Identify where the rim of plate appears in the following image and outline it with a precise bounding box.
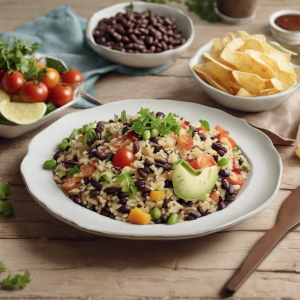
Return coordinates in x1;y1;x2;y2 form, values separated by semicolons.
21;99;282;240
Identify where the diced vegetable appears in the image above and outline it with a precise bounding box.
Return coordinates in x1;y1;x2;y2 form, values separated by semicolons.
217;158;229;166
214;125;229;137
67;165;80;177
189;156;217;170
128;207;151;225
149;190;165;201
219;134;236;150
99;169;113;182
151;207;162;220
210;191;219;203
240;161;250;172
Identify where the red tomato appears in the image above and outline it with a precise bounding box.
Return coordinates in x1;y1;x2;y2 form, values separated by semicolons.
181;123;187;129
34;61;46;71
214;125;229;138
225;172;245;186
48;85;74;107
127;131;139;142
177;134;193;150
10;94;23;103
112;149;135;169
61;68;83;84
219;134;236;150
189;155;217;170
80;164;95;178
61;177;82;190
196;125;208;133
210;191;219;203
2;70;25;95
184;121;190;125
41;68;60;89
19;81;48;103
111;136;127;148
232;158;242;174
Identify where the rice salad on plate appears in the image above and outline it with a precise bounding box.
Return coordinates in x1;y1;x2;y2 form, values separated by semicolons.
44;108;250;226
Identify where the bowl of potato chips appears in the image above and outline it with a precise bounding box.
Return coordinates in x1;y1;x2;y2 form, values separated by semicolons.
189;31;300;112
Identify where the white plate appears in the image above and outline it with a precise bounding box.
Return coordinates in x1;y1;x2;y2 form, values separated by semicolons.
21;99;282;240
0;53;81;139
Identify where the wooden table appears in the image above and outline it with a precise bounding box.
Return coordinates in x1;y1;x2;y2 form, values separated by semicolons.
1;0;300;298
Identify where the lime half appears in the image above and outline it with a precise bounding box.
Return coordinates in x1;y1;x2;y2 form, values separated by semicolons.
0;101;46;125
0;89;10;104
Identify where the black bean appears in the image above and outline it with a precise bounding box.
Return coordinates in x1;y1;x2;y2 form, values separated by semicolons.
53;150;64;160
197;206;205;215
119;197;128;204
203;209;212;216
105;152;114;162
90;179;102;189
95;151;108;160
118;192;129;198
211;185;217;192
154;158;167;164
163;198;170;208
222;179;230;190
219;170;230;177
218;201;225;210
119;205;132;214
156;112;165;118
161;215;168;223
238;157;244;165
141;191;150;198
155;218;162;224
109;214;115;219
186;215;195;221
90;190;100;198
63;160;77;168
73;197;82;205
229;185;234;195
142;166;151;174
101;210;110;217
139;185;151;192
213;155;218;163
190;212;201;219
144;159;154;166
83;178;89;185
154;146;162;154
163;163;173;171
73;154;78;162
150;137;160;144
226;195;236;202
155;163;165;169
106;187;122;194
197;132;207;141
131;142;139;154
69;193;77;199
164;180;173;188
131;131;142;140
212;142;227;152
217;150;225;157
122;126;130;134
138;168;148;179
135;179;145;187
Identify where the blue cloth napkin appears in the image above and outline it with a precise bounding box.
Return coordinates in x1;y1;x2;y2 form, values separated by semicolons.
0;5;173;108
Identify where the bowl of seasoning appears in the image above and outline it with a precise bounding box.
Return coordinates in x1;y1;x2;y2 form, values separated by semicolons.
86;1;194;68
269;10;300;45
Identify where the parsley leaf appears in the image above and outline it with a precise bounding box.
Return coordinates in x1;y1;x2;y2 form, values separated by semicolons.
114;172;137;194
0;261;6;273
121;110;127;122
199;119;210;131
187;129;193;136
1;271;31;290
0;201;14;217
0;183;10;200
185;0;218;23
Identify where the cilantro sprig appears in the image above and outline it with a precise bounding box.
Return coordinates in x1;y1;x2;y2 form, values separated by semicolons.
0;36;45;80
131;108;181;137
114;172;137;194
1;271;31;290
0;183;14;217
199;119;210;131
0;261;6;273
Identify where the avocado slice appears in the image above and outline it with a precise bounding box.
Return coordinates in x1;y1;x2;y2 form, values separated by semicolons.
172;161;218;201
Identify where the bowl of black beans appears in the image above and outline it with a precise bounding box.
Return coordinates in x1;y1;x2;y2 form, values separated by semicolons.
86;1;194;68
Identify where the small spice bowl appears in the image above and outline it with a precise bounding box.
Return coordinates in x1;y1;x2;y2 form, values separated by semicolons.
269;10;300;45
85;1;194;68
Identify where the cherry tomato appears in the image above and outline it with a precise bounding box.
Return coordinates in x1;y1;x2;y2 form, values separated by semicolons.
80;164;95;178
48;85;74;107
214;125;229;138
219;134;236;150
34;61;46;71
225;172;245;186
61;68;83;84
19;81;48;103
232;158;242;174
112;149;136;169
41;68;60;89
2;70;25;95
210;191;219;203
181;123;187;129
127;131;139;142
61;177;82;190
177;134;193;150
197;125;208;133
189;155;217;170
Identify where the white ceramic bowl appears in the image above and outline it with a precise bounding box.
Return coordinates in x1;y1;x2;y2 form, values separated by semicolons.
86;1;194;68
21;99;282;240
189;42;300;112
269;10;300;45
0;54;81;139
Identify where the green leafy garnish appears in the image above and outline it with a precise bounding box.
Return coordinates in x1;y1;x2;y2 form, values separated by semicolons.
67;165;80;177
69;129;79;141
83;128;97;149
234;145;240;152
187;129;193;136
121;110;127;122
0;201;14;217
0;183;10;200
199;119;210;131
1;271;31;290
131;107;181;137
114;172;137;194
46;57;67;73
99;169;113;183
45;102;57;115
0;261;6;273
185;0;218;23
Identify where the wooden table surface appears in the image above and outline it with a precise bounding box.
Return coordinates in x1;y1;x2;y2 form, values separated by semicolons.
1;0;300;298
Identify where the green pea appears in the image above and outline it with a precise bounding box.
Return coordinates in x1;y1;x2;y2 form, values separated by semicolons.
218;158;229;166
62;138;69;144
151;128;160;138
151;207;162;221
69;129;78;140
167;213;179;225
58;143;68;150
43;159;57;170
142;130;151;140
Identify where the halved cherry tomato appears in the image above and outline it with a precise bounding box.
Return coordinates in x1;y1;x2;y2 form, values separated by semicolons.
2;70;25;95
232;158;242;174
219;134;236;150
210;191;219;203
110;136;127;148
48;85;74;107
181;123;187;129
34;61;46;71
177;134;193;150
19;81;48;103
197;125;208;133
184;121;190;125
215;125;229;138
189;155;217;170
80;164;95;178
127;131;139;142
225;172;245;186
41;68;60;89
61;177;81;190
112;149;135;169
61;68;83;84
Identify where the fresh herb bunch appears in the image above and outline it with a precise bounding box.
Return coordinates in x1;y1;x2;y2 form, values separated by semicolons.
0;182;14;217
1;271;31;290
0;36;45;81
142;0;217;23
131;108;181;136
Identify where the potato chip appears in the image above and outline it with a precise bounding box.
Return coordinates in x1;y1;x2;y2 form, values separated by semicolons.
232;71;266;95
237;31;266;43
236;88;254;97
226;38;245;51
203;53;237;69
239;39;264;53
210;38;224;55
270;78;290;91
259;88;279;96
222;33;235;46
220;46;255;74
267;42;298;56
